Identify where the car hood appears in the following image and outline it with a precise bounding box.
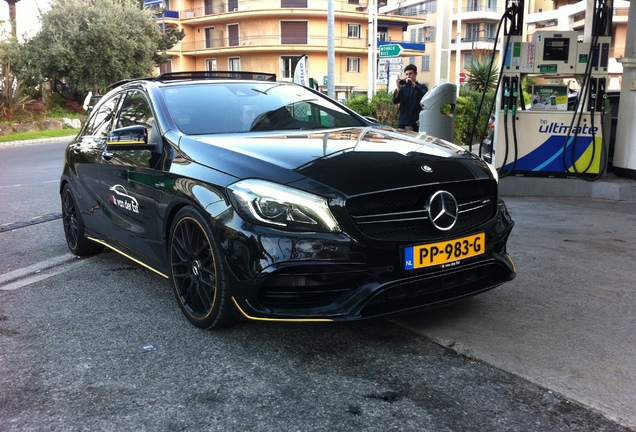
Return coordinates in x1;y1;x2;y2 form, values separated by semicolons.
179;127;493;196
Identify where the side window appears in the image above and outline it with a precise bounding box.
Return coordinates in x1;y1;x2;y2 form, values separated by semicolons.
116;91;154;131
84;94;121;138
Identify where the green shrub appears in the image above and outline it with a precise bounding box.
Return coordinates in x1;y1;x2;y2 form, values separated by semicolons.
346;90;398;128
454;88;496;147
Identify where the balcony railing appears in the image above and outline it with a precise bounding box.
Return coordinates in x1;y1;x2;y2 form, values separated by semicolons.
181;0;368;18
456;5;502;14
157;10;179;19
180;34;370;51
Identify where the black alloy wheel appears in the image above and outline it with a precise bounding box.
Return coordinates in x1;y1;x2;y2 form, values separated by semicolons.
61;184;102;256
169;206;235;329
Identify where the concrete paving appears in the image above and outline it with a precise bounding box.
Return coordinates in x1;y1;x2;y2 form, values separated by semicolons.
5;136;636;428
394;193;636;429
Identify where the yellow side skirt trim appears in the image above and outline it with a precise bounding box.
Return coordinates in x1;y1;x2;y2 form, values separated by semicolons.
232;298;333;323
88;237;169;279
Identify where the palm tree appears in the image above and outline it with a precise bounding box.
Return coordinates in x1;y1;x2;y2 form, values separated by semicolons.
465;58;499;94
4;0;20;38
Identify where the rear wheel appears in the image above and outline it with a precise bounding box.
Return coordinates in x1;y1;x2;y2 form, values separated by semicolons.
169;206;236;329
61;184;103;256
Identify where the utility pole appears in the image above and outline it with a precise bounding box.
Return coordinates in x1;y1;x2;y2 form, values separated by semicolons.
328;0;335;99
367;0;377;100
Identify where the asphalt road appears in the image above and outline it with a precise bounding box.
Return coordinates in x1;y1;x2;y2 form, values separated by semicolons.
0;139;634;431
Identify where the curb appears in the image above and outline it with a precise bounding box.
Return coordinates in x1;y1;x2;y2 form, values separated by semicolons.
0;136;77;147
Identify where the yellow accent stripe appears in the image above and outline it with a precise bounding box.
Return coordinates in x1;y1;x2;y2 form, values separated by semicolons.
506;253;517;273
87;237;169;279
232;298;333;323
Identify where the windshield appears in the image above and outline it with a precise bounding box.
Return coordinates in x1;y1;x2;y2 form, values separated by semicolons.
160;82;366;135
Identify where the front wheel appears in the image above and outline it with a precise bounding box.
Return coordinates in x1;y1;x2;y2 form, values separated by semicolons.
169;206;236;329
61;184;103;256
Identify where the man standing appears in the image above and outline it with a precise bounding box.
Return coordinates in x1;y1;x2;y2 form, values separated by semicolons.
392;64;428;132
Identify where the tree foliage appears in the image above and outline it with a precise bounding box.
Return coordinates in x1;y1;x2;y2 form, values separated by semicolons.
27;0;181;96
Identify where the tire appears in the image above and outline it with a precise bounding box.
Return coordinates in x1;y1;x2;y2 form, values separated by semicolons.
169;206;236;329
61;184;103;256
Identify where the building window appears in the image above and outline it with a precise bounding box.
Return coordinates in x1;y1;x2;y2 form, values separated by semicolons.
377;26;388;42
485;23;497;41
229;57;240;71
228;24;239;46
424;26;435;42
227;0;238;11
346;57;360;73
281;21;308;44
205;58;217;71
421;55;430;71
281;0;307;7
348;23;361;39
204;0;214;15
281;55;305;79
205;27;215;48
466;23;480;41
464;53;474;67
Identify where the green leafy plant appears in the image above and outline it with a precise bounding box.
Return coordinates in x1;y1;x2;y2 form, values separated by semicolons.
0;62;31;119
454;88;496;147
465;58;499;93
346;90;398;127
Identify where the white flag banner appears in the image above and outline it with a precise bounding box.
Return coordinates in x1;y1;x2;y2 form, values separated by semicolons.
293;56;308;87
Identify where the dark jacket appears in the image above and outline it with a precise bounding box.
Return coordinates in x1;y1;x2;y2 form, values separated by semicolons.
392;82;428;127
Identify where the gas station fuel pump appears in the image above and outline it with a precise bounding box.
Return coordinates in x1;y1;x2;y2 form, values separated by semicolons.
491;1;612;179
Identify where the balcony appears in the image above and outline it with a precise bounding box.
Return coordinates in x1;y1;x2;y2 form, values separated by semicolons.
451;35;497;53
453;6;503;21
180;34;369;52
180;0;369;19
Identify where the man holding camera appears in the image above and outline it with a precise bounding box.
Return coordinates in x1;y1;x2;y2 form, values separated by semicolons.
392;64;428;132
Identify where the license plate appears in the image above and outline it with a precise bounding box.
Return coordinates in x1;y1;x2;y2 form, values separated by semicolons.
404;233;485;270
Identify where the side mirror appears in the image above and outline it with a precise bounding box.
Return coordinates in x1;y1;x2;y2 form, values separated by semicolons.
107;125;156;151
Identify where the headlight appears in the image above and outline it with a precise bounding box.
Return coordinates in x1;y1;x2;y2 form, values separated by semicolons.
227;179;341;232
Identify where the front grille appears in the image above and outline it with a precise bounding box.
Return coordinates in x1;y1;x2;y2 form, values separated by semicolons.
346;180;497;241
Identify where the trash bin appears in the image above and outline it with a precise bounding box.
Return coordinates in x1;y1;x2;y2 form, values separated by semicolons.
418;82;457;143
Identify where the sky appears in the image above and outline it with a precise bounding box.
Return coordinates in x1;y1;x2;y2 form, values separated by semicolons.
0;0;51;39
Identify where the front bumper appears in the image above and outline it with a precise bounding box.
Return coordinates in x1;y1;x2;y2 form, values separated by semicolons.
221;199;515;323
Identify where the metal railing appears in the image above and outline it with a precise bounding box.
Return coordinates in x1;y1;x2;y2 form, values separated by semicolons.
180;0;368;19
180;34;370;51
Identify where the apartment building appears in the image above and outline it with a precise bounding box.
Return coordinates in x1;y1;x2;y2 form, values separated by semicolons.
148;0;427;99
379;0;504;88
379;0;629;90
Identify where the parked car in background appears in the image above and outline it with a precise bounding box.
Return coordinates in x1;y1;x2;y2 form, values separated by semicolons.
61;71;516;329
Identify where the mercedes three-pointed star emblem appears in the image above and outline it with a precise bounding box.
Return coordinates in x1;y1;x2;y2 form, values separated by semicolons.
426;191;458;231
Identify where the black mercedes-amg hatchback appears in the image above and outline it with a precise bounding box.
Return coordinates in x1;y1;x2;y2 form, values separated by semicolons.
61;71;515;329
